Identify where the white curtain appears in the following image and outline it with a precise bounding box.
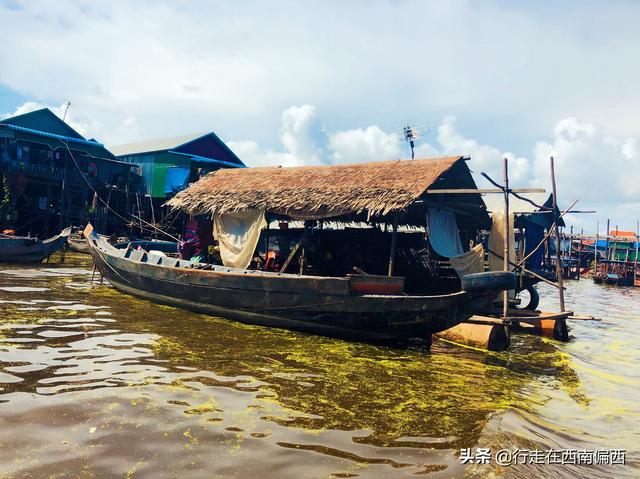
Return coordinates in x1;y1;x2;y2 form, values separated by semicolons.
213;210;267;269
450;244;485;278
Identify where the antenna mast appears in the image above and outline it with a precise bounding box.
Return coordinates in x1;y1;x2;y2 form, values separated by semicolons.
62;102;71;121
403;125;416;159
395;121;428;159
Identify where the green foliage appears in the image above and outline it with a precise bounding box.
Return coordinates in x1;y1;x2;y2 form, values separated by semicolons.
0;174;11;210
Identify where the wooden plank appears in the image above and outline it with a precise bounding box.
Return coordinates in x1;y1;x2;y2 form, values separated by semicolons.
425;188;546;194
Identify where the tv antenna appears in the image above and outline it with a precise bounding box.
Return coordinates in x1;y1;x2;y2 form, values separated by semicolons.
62;101;71;121
394;121;428;159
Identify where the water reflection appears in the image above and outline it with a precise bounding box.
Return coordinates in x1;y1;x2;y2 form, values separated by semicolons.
0;255;637;478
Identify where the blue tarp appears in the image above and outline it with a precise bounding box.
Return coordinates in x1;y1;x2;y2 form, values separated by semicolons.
164;167;190;194
595;239;639;249
426;208;464;257
524;220;545;270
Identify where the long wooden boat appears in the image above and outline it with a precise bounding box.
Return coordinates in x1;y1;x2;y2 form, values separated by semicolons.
85;224;515;344
0;227;71;263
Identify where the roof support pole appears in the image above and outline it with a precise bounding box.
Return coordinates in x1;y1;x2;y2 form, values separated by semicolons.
595;221;599;275
387;213;399;277
502;157;510;321
550;156;565;312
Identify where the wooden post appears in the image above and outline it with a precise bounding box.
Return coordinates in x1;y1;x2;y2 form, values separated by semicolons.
577;227;583;280
387;213;399;277
569;225;574;279
595;221;599;272
635;220;639;285
550;157;565;312
264;214;270;260
605;219;610;262
502;157;510;321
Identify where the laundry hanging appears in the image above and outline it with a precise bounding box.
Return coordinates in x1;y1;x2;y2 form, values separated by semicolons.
449;243;485;278
213;209;267;269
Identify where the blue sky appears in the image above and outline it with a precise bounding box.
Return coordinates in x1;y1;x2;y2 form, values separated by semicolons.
1;0;639;232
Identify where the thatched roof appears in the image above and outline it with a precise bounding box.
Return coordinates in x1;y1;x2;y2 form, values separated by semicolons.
166;156;465;218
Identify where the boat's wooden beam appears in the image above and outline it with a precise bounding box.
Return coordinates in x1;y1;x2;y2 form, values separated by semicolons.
425;188;546;194
419;200;478;217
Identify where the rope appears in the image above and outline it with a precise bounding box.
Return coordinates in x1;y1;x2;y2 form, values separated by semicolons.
58;139;180;241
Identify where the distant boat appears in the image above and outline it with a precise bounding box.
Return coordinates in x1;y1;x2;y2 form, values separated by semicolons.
67;235;91;254
0;227;71;263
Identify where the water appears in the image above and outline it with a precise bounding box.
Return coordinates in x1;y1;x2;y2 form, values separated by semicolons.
0;254;638;478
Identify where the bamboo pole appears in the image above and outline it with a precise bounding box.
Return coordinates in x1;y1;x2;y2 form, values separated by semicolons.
264;214;270;260
633;221;640;286
503;157;510;320
387;213;399;277
595;220;599;272
550;157;565;312
568;225;574;278
605;219;610;261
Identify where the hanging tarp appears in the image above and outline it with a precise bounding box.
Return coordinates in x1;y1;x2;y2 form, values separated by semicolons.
164;167;190;194
523;220;545;270
450;244;485;278
426;208;464;258
213;209;267;269
488;212;515;272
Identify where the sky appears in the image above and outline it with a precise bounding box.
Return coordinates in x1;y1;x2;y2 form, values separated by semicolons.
0;0;639;233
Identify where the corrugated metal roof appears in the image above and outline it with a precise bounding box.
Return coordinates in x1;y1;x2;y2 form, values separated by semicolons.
483;192;551;214
110;132;207;156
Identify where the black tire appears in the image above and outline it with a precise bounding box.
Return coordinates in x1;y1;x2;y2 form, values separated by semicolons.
461;271;517;292
517;285;540;311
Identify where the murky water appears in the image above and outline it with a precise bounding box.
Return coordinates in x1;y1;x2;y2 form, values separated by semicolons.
0;254;638;478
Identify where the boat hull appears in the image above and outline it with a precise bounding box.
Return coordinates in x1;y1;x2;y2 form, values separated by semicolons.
68;237;91;254
0;228;71;263
87;227;509;344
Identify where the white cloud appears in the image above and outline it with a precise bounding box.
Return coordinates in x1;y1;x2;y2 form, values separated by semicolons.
0;101;101;139
227;105;327;167
1;0;640;146
437;116;531;187
3;96;639;232
226;107;640;232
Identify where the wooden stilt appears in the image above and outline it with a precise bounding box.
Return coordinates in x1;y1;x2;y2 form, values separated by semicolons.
387;214;399;277
635;220;639;286
595;220;599;273
550;157;565;312
502;157;510;320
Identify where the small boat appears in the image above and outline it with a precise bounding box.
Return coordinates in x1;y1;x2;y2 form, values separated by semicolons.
67;235;91;254
84;223;515;343
593;260;635;286
0;227;71;263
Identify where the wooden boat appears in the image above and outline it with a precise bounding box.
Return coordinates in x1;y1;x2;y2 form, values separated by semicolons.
67;235;91;254
0;227;71;263
85;224;515;343
593;260;635;286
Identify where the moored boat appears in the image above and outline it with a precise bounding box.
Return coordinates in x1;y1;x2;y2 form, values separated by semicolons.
86;156;519;345
0;227;71;263
67;235;92;254
85;223;514;343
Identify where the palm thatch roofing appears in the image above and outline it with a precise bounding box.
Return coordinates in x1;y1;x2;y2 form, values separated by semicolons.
166;156;470;219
